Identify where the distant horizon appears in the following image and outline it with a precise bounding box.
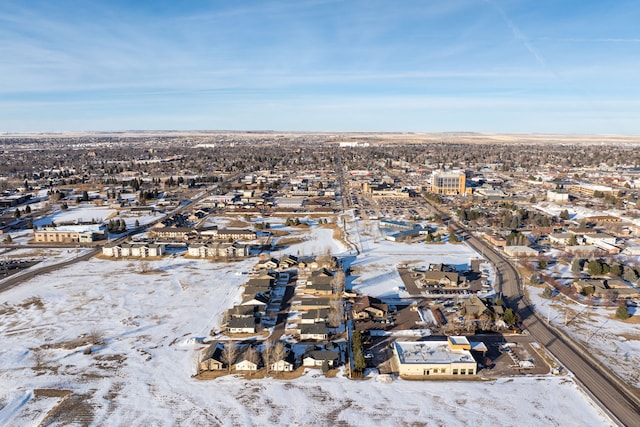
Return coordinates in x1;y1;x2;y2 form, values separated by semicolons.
3;129;640;140
2;1;640;133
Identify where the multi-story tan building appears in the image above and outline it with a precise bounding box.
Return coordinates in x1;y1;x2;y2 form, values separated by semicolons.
431;170;468;195
34;224;107;243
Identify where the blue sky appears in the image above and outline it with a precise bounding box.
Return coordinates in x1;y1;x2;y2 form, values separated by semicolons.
1;0;640;133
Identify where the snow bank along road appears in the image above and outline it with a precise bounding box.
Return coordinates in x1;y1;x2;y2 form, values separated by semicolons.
454;223;640;426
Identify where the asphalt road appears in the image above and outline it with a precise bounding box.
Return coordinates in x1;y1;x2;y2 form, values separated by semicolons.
0;246;101;294
453;223;640;426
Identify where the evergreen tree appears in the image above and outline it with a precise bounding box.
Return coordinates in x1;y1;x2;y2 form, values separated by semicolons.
571;258;583;273
615;305;631;320
503;308;517;326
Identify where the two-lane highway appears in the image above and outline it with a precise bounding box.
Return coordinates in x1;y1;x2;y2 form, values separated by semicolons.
453;223;640;426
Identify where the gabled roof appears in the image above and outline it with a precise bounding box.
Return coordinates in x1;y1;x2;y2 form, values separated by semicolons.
301;308;329;319
352;295;388;313
202;342;224;362
272;350;296;365
423;271;459;283
241;293;270;306
462;295;488;317
246;278;274;287
227;317;256;329
309;275;333;286
311;268;334;277
301;323;328;335
304;350;339;361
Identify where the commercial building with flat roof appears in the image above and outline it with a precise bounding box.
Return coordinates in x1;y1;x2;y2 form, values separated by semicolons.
393;336;478;378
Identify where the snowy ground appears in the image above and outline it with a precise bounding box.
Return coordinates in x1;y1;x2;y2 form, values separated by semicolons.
0;221;614;426
33;204;159;229
347;218;486;299
526;281;640;389
0;247;91;271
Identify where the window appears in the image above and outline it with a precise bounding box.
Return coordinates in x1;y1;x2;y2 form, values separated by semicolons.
453;369;458;375
460;369;466;375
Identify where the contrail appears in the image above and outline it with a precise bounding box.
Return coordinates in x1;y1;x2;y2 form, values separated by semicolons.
484;0;548;68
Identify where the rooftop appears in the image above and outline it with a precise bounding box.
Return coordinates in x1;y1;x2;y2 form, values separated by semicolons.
394;340;474;365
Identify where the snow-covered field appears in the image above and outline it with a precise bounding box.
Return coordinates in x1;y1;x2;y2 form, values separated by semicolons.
34;204;159;229
526;282;640;389
0;221;614;426
347;218;485;299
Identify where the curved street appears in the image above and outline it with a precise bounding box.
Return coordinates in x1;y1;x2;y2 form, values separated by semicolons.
452;223;640;426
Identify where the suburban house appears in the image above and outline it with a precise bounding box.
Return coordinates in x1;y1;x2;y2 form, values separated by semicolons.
352;295;389;320
227;317;257;334
234;349;260;372
280;254;299;268
461;295;489;318
199;342;225;372
297;298;332;311
302;350;340;368
393;337;478;378
270;352;296;372
300;309;329;324
300;323;329;341
256;258;279;270
301;275;334;295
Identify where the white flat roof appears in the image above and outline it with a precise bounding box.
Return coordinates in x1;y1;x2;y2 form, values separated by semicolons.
395;341;474;365
448;336;470;346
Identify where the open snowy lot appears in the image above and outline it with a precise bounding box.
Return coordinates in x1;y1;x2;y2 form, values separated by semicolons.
34;204;159;229
526;282;640;389
0;226;613;425
346;218;487;299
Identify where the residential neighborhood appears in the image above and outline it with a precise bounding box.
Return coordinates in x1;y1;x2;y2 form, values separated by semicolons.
0;133;639;425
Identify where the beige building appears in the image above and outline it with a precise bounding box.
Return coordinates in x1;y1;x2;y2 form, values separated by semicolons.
393;337;478;378
431;170;469;195
102;242;165;258
34;224;107;243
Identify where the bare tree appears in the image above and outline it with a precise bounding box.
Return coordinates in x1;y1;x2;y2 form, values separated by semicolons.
272;341;286;366
245;346;260;375
328;295;344;328
331;270;346;294
478;313;492;331
262;340;274;373
138;261;151;273
222;342;237;373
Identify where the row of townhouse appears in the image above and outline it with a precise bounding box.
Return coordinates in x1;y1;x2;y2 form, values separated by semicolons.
151;225;257;242
187;241;250;258
102;242;165;258
225;273;278;334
